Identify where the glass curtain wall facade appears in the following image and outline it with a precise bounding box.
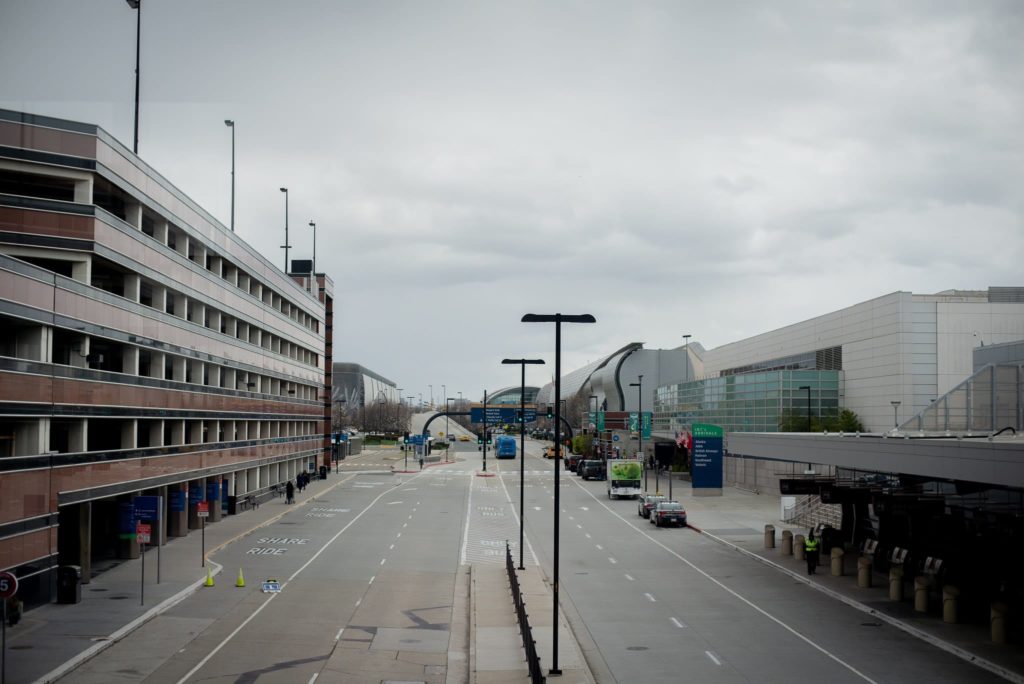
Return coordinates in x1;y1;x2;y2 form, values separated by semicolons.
654;370;841;434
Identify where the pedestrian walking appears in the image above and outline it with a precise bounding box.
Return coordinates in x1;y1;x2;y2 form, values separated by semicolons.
805;529;820;575
285;479;294;504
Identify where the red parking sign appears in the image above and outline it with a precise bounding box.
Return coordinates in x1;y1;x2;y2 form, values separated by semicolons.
136;522;152;544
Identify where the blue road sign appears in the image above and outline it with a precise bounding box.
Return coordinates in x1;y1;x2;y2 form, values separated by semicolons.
470;406;537;424
133;495;161;521
411;434;425;446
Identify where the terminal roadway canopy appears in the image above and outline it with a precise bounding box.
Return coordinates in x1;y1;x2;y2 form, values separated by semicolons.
728;432;1024;487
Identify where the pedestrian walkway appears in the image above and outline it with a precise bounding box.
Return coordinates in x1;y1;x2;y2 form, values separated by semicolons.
675;481;1024;683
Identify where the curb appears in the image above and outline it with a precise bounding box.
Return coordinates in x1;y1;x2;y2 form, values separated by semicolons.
468;565;477;684
30;561;224;684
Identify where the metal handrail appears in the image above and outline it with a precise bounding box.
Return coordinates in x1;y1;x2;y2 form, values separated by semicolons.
506;541;545;683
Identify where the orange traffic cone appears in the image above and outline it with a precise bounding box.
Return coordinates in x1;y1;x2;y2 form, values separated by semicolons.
236;568;245;588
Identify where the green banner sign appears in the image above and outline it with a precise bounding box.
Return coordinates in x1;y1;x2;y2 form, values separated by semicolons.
629;412;653;439
597;412;605;431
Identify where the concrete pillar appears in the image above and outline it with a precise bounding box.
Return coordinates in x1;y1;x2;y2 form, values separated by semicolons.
206;479;222;523
943;586;959;624
781;530;793;556
170;419;185;445
793;534;805;561
153;219;168;245
148;420;164;447
889;565;904;601
914;576;930;612
71;258;91;285
125;202;142;229
73;177;92;204
167;483;188;537
991;603;1008;645
857;557;872;588
117;496;140;560
120;419;137;449
124;273;141;302
77;501;92;584
830;547;844;577
123;346;140;376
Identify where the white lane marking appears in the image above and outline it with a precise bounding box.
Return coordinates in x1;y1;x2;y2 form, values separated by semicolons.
417;501;421;505
175;468;429;684
608;557;617;564
671;617;685;628
645;593;656;602
494;459;541;566
625;574;635;581
355;598;361;607
308;673;319;683
386;501;403;505
403;523;407;528
569;516;575;521
585;533;592;539
706;651;721;666
369;575;375;584
595;544;603;550
580;506;589;511
569;478;879;684
380;558;386;565
408;515;413;519
389;544;395;550
533;506;542;511
396;532;401;538
334;628;344;641
459;463;476;564
405;488;418;491
577;524;583;529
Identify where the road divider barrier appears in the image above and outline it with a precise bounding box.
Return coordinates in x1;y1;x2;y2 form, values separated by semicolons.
505;541;544;684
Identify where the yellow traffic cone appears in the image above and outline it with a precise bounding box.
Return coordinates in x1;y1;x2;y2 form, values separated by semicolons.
204;567;214;587
236;568;245;588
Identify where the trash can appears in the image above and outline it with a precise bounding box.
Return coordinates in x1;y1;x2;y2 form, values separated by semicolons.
319;465;327;480
57;565;82;604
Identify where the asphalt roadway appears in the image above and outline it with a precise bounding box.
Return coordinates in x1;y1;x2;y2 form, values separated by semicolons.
6;422;1019;683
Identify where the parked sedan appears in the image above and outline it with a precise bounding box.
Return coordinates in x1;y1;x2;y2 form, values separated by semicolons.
637;493;666;519
580;460;606;480
650;501;687;527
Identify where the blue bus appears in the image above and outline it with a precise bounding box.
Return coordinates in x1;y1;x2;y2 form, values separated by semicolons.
495;435;517;459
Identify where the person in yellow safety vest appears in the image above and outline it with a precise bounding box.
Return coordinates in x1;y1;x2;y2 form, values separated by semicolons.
805;530;820;575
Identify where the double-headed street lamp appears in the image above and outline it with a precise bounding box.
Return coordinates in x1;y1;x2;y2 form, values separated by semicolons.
630;375;647;491
503;357;545;570
521;312;595;676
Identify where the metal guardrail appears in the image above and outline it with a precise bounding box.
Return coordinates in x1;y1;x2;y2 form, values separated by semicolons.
506;541;545;684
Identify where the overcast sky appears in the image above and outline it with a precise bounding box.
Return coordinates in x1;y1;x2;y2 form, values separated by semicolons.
2;1;1022;403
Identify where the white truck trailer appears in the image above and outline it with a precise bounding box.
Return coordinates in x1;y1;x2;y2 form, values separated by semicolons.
607;459;643;499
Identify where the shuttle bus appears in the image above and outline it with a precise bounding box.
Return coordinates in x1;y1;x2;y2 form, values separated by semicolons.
495;435;517;459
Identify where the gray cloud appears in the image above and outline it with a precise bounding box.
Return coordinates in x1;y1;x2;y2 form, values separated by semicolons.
2;0;1021;398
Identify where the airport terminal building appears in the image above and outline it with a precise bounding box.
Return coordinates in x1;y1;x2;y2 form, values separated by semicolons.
0;110;333;607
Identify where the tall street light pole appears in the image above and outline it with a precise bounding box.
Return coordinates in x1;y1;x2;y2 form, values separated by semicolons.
396;388;403;432
446;398;456;462
429;385;433;409
126;0;141;154
224;120;235;231
503;358;545;570
589;394;598;456
307;221;317;293
521;312;595;676
630;375;647;491
279;188;290;273
482;390;489;472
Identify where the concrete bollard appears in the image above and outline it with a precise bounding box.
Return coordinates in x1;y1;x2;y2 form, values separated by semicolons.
889;564;904;601
857;557;872;588
764;524;775;549
794;534;805;561
943;586;959;624
914;576;930;612
781;530;793;556
830;547;845;576
991;602;1008;645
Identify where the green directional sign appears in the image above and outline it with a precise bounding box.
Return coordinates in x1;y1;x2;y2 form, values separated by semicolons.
597;412;605;431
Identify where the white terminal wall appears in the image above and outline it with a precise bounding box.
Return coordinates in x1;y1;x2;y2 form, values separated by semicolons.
703;292;1024;433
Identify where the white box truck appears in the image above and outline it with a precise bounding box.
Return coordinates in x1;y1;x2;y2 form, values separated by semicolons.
607;459;643;499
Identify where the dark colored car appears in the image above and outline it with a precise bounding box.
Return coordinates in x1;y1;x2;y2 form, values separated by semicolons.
580;460;606;480
650;501;687;527
566;454;582;472
637;493;666;519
